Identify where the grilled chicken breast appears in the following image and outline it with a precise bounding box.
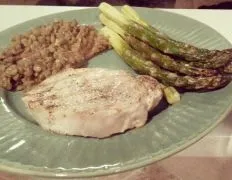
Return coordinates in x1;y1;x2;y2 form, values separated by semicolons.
22;68;163;138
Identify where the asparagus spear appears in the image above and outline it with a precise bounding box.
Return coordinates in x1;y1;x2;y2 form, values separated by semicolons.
99;2;232;66
127;36;217;76
122;4;232;69
121;4;201;58
99;13;217;76
100;14;180;104
122;5;232;69
121;5;169;38
163;86;181;104
121;4;232;67
121;4;202;49
100;27;228;90
188;50;232;69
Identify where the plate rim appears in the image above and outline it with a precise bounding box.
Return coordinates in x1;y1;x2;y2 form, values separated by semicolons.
0;7;232;178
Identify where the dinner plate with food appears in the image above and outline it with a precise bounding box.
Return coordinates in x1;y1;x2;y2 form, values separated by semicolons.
0;3;232;178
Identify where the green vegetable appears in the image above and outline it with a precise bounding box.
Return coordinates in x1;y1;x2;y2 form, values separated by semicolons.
163;86;181;104
126;36;217;76
100;27;228;90
100;13;216;76
188;50;232;69
99;2;232;66
121;5;169;38
100;14;180;104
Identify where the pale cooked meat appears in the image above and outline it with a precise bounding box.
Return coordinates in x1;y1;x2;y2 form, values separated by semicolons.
22;68;163;138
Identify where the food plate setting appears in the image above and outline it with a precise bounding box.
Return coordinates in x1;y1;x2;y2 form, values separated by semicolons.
0;3;232;178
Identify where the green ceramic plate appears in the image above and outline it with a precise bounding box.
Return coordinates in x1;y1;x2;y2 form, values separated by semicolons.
0;7;232;178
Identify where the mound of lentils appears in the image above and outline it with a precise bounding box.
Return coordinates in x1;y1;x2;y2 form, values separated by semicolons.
0;20;110;91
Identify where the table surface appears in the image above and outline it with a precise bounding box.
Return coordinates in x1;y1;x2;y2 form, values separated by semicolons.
0;5;232;180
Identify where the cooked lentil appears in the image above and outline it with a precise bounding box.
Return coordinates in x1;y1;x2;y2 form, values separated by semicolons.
0;20;110;91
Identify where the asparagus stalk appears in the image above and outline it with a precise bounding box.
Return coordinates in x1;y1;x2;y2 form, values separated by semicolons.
163;86;181;104
189;50;232;69
100;27;228;90
99;14;125;38
99;2;232;66
100;14;180;104
121;4;198;57
122;4;232;69
121;5;148;27
99;3;186;59
127;36;217;76
121;5;169;38
100;13;217;77
123;5;232;69
158;83;181;104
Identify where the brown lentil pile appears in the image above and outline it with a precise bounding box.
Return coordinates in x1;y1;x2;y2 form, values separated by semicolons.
0;20;110;91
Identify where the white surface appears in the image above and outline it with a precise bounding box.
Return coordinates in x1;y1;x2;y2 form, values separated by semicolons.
0;5;232;157
0;6;231;42
0;6;232;43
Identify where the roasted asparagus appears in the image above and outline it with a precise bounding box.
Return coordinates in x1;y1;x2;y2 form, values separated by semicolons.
100;27;229;90
99;13;217;76
99;2;232;67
